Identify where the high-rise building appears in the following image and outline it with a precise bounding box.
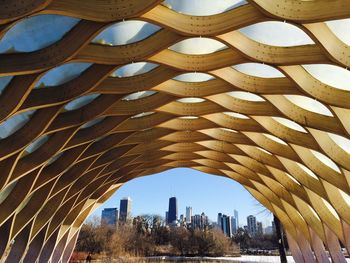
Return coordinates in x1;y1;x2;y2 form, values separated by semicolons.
257;221;263;236
165;211;169;224
186;206;192;224
180;214;184;223
201;212;209;229
224;215;232;237
272;220;276;235
265;226;273;235
192;214;201;229
222;214;232;237
231;216;237;234
217;213;223;228
119;197;132;222
192;212;209;230
234;209;239;229
101;208;118;226
218;213;232;237
247;215;257;236
168;197;178;224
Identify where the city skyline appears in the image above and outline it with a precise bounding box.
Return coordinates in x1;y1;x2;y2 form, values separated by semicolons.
98;200;274;232
99;195;275;231
90;168;273;226
100;195;274;238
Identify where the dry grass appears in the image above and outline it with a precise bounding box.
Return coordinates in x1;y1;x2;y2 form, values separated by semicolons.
73;259;237;263
113;261;227;263
111;258;238;263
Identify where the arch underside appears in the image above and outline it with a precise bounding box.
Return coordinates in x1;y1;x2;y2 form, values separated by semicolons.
1;1;350;262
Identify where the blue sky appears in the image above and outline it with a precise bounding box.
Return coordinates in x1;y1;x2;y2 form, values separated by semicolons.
90;168;273;228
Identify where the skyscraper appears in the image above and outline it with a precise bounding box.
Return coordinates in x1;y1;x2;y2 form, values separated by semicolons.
234;209;239;229
192;214;201;229
186;206;192;224
272;220;276;235
265;225;273;235
217;213;232;237
231;216;237;234
222;214;232;237
217;213;223;228
167;197;178;224
247;215;257;236
180;214;184;223
257;221;263;236
101;208;118;226
119;197;132;222
165;211;169;224
191;212;209;230
201;212;209;228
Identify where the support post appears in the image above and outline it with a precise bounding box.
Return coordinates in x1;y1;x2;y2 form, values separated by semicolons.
274;215;287;263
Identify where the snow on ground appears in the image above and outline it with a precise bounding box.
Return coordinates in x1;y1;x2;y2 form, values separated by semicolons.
208;255;350;262
151;255;350;262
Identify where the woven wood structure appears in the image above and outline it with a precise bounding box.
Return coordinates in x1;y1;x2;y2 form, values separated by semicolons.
1;1;350;262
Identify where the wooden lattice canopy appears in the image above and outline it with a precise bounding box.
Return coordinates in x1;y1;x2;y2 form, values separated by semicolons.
1;1;350;262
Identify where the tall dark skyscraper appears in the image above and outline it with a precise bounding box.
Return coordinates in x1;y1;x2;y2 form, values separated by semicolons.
167;197;178;224
119;197;132;222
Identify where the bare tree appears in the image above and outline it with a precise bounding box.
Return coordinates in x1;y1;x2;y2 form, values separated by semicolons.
74;214;239;259
76;216;114;254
